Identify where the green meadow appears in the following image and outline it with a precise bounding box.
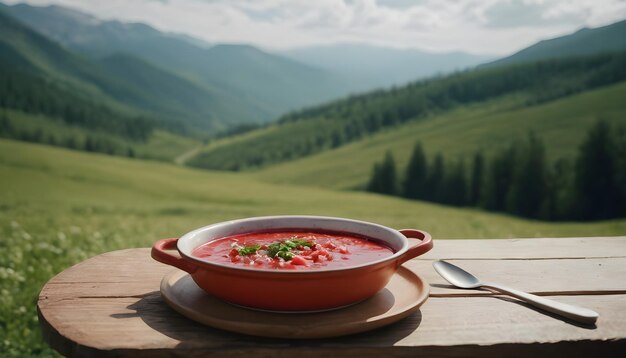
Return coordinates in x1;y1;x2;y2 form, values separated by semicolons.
1;139;625;356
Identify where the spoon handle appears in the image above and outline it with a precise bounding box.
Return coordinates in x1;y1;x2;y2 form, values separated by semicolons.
481;283;599;324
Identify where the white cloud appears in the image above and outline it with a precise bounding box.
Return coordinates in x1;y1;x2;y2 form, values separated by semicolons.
4;0;626;55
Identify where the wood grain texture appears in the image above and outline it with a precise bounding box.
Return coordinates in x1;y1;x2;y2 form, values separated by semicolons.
409;258;626;296
38;238;626;357
418;236;626;260
41;248;626;299
38;291;626;357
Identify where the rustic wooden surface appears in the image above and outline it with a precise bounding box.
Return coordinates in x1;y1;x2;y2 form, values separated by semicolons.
38;237;626;357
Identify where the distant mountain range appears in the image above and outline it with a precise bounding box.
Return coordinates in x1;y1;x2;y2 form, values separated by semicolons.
1;2;625;139
0;3;349;128
280;44;493;89
0;8;230;134
184;18;626;170
0;2;495;132
484;19;626;67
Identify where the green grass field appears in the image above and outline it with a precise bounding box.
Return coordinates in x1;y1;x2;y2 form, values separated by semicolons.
133;130;200;161
1;139;625;356
253;82;626;189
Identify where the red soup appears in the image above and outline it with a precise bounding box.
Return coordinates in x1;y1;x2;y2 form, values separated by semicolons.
192;231;394;270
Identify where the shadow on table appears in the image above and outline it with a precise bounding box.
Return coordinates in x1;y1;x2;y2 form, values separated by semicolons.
491;296;597;330
430;284;597;329
111;291;422;347
111;292;238;342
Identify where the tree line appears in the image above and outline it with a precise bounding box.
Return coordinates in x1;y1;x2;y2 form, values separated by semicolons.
367;121;626;221
0;65;154;141
0;111;136;157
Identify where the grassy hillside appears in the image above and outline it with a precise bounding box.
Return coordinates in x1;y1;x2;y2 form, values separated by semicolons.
132;130;200;161
254;82;626;190
188;52;626;171
2;139;626;356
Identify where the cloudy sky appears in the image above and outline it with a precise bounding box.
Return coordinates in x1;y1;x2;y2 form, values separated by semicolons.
5;0;626;55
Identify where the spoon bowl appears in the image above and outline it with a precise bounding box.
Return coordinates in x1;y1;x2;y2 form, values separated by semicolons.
433;260;481;288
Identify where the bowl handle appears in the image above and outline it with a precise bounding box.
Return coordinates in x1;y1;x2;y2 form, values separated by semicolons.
151;238;198;274
397;229;433;265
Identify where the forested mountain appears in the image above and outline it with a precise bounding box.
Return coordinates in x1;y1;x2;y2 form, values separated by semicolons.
0;3;211;59
96;53;244;131
485;19;626;67
281;44;492;89
0;7;239;133
188;51;626;171
1;3;356;123
0;9;206;158
194;44;351;119
0;10;153;137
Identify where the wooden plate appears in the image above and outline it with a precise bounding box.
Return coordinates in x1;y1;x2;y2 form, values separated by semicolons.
160;266;429;339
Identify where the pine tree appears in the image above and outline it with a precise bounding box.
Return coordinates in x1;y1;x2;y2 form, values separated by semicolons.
506;133;547;218
483;145;516;211
615;125;626;217
425;153;445;202
84;136;95;152
574;120;618;220
545;158;575;220
331;130;343;148
0;113;13;136
444;160;468;206
468;151;484;206
367;163;383;193
403;142;428;199
366;151;398;195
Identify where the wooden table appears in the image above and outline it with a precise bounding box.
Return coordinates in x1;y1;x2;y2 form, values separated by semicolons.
38;237;626;357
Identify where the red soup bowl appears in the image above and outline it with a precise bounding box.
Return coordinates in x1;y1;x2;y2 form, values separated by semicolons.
151;216;433;311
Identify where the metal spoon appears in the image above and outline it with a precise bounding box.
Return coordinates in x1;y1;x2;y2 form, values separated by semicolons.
432;260;599;325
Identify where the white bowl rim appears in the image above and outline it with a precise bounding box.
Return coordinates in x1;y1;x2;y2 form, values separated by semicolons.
175;215;411;274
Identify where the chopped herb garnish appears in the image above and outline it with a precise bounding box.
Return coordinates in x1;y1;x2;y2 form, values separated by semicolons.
237;244;260;256
266;237;314;261
285;239;314;248
276;250;294;260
